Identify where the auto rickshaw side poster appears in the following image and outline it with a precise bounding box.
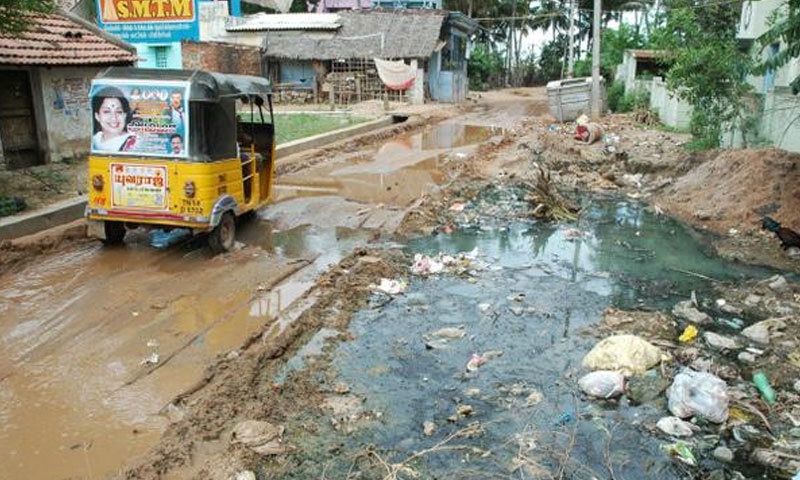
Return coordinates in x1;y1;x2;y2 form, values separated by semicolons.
89;80;189;159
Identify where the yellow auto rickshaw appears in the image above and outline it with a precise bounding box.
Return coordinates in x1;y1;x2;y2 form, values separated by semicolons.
85;67;276;253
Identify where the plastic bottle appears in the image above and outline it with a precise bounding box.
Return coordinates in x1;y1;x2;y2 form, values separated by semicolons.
753;371;777;405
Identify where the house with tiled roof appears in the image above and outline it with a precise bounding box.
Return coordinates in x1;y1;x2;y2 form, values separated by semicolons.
0;10;137;168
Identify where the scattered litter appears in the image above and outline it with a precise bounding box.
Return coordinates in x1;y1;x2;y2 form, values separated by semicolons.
667;369;729;423
678;325;698;343
554;411;574;426
507;293;526;302
235;471;256;480
742;318;786;345
370;278;407;295
664;442;697;466
411;250;485;276
230;420;288;455
150;228;191;248
703;331;739;350
146;339;159;348
753;371;777;405
423;421;436;437
466;354;486;372
574;122;603;144
582;334;668;376
563;228;585;241
672;300;712;325
767;275;789;292
713;446;734;463
140;352;159;365
477;303;492;314
411;254;444;276
430;327;466;340
656;416;696;437
578;370;626;398
449;202;466;212
526;390;543;406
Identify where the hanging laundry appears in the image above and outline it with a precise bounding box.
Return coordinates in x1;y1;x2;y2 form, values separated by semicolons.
373;58;416;90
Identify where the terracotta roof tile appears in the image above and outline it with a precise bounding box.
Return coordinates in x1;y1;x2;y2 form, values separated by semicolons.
0;11;137;66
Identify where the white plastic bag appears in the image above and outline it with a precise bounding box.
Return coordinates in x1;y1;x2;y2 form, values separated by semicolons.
578;370;626;398
667;369;729;423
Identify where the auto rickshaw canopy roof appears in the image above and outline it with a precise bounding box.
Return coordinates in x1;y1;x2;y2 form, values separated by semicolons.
95;67;272;102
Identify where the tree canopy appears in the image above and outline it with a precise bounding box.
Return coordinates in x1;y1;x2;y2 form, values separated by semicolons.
0;0;55;35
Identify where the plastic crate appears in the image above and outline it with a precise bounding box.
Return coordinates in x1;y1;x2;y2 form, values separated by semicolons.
546;77;606;122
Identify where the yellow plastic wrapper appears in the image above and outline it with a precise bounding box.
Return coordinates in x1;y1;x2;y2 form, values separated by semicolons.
678;325;698;343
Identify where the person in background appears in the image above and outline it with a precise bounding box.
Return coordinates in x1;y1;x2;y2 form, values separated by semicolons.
91;86;136;152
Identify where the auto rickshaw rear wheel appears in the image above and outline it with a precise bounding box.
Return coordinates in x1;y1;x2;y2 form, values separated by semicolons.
103;221;126;245
209;212;235;254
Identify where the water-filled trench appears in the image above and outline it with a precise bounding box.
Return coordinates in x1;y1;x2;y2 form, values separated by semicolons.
280;187;773;478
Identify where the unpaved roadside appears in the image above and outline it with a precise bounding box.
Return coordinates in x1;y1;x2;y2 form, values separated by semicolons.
116;88;800;479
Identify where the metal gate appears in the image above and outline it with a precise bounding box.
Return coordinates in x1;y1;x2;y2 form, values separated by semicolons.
0;71;41;169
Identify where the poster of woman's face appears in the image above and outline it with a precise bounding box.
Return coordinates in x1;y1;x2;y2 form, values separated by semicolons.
89;80;189;157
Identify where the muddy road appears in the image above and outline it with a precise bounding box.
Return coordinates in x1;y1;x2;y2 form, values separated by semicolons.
0;97;531;480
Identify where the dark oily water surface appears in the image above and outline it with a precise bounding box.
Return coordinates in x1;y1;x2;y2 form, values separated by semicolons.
282;189;774;479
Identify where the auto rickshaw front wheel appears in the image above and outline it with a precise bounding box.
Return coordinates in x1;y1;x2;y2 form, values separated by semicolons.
102;221;126;245
208;212;235;254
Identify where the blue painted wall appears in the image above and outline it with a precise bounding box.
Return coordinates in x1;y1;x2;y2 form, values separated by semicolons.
280;61;316;88
135;43;184;70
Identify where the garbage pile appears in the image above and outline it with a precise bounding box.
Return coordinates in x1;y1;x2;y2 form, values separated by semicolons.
577;275;800;477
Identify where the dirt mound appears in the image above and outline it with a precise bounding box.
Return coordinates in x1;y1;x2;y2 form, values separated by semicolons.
657;148;800;234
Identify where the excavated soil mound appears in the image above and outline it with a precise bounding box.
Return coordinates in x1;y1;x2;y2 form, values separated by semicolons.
657;148;800;235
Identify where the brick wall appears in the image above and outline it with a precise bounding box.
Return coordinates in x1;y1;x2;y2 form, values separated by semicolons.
181;41;261;76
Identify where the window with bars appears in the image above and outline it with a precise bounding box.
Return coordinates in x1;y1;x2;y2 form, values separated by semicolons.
154;47;169;69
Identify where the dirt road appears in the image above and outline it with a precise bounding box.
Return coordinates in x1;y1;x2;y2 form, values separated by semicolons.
6;87;798;479
0;93;533;479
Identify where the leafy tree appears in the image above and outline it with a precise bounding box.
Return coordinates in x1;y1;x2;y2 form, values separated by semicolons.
651;0;752;147
468;42;505;90
759;0;800;93
0;0;55;35
536;34;569;83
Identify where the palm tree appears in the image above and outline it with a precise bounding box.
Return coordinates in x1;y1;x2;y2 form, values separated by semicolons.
531;0;568;42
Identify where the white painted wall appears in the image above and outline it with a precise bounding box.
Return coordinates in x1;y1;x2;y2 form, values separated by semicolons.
738;0;785;40
649;77;693;130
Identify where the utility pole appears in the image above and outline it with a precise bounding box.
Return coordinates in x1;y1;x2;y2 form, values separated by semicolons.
567;0;576;77
591;0;602;119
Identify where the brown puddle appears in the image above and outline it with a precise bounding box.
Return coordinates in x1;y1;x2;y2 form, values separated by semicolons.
0;245;310;479
274;123;504;205
0;121;504;480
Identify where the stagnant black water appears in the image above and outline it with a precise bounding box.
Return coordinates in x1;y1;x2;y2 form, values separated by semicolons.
274;190;774;479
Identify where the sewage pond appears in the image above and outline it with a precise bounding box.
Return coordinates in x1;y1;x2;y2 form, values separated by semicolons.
273;188;776;479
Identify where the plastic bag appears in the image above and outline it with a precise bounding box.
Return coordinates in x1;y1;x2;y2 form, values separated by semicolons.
667;369;729;423
582;334;667;376
578;371;626;398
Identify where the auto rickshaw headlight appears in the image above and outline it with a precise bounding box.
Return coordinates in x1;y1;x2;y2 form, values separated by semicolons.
184;180;196;198
91;174;104;191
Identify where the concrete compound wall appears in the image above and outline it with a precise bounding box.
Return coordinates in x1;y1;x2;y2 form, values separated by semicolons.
649;77;693;130
761;88;800;152
724;87;800;153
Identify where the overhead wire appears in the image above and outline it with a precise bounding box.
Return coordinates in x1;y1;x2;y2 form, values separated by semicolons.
470;0;745;22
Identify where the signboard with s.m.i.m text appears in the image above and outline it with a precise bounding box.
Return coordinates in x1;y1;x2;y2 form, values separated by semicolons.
96;0;199;43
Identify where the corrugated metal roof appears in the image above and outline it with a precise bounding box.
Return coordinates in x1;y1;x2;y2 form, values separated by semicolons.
227;13;342;32
0;11;138;66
